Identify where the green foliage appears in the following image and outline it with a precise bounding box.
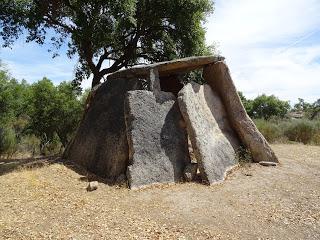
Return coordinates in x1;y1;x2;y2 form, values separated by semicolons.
293;98;312;112
292;98;320;120
284;120;317;145
0;126;17;158
309;99;320;120
18;134;41;157
254;119;320;145
182;69;205;85
254;119;283;143
55;81;83;147
238;92;253;114
239;93;290;120
27;78;59;148
27;78;83;151
250;94;290;120
0;64;85;157
0;0;214;87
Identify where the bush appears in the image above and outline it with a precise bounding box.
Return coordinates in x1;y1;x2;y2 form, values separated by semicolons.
312;132;320;145
18;134;41;157
284;120;317;144
40;133;62;156
0;126;17;158
254;119;284;143
254;118;320;146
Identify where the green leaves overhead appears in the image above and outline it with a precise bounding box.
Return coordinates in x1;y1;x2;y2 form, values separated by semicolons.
0;0;214;87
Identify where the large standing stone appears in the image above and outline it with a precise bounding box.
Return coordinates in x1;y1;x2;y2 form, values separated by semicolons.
125;90;190;189
178;82;239;184
63;77;144;181
203;62;279;163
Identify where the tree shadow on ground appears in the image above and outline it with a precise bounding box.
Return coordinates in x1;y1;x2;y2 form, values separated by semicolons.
0;156;61;176
62;159;109;184
0;156;116;190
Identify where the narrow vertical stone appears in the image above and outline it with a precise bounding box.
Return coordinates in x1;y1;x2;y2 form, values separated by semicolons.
203;62;278;163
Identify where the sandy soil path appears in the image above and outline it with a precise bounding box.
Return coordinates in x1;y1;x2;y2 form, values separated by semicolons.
0;144;319;239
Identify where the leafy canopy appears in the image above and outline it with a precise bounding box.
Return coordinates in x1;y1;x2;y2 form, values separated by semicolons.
239;92;291;120
0;63;85;156
27;78;83;148
0;0;214;87
293;98;320;119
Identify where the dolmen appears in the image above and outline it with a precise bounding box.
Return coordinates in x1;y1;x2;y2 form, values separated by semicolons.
63;56;278;189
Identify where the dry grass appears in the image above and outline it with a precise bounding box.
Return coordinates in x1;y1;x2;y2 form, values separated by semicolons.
0;144;320;239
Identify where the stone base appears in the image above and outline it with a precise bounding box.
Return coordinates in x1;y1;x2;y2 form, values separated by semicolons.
125;90;190;189
178;82;239;184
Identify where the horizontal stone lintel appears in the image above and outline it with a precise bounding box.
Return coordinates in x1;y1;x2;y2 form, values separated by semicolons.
108;55;225;80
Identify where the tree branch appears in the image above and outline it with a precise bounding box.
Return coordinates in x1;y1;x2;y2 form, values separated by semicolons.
43;15;74;33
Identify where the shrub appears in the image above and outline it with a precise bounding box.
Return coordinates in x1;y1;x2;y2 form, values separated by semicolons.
312;132;320;145
254;119;320;146
254;119;284;143
0;126;17;158
311;120;320;145
41;133;62;156
284;120;317;144
18;134;41;157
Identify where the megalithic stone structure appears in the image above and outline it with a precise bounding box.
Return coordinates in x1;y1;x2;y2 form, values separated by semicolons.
125;90;190;189
203;62;279;164
178;82;240;184
63;56;278;189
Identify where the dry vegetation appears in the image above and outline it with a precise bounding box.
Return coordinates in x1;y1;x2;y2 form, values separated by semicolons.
0;144;320;240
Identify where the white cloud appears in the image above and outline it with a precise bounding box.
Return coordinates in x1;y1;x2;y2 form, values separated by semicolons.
206;0;320;103
4;60;75;84
1;0;320;102
0;41;76;84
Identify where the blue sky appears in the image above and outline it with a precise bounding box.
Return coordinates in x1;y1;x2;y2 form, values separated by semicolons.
1;0;320;104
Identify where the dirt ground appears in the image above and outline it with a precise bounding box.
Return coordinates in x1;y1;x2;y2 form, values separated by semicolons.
0;144;319;240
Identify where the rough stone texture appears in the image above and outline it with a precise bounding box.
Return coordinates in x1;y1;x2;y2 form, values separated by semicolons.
63;77;144;181
87;181;98;192
183;163;198;182
125;90;190;189
115;174;127;186
64;56;278;189
178;82;239;184
108;56;224;80
201;83;240;151
203;62;279;163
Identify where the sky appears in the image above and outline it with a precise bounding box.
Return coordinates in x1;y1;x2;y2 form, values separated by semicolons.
1;0;320;104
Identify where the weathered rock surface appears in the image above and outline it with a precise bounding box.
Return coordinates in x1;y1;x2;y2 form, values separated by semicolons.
63;77;144;181
178;82;239;184
109;56;225;80
87;181;98;192
64;56;278;189
203;62;279;163
125;90;190;189
183;163;198;182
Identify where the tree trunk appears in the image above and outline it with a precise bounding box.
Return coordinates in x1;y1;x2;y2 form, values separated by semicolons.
91;74;102;88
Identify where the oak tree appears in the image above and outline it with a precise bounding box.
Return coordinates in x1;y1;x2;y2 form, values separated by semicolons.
0;0;213;88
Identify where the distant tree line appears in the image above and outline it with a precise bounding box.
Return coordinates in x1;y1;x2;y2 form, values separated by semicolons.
0;64;88;158
1;59;319;157
238;92;320;120
238;92;320;146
